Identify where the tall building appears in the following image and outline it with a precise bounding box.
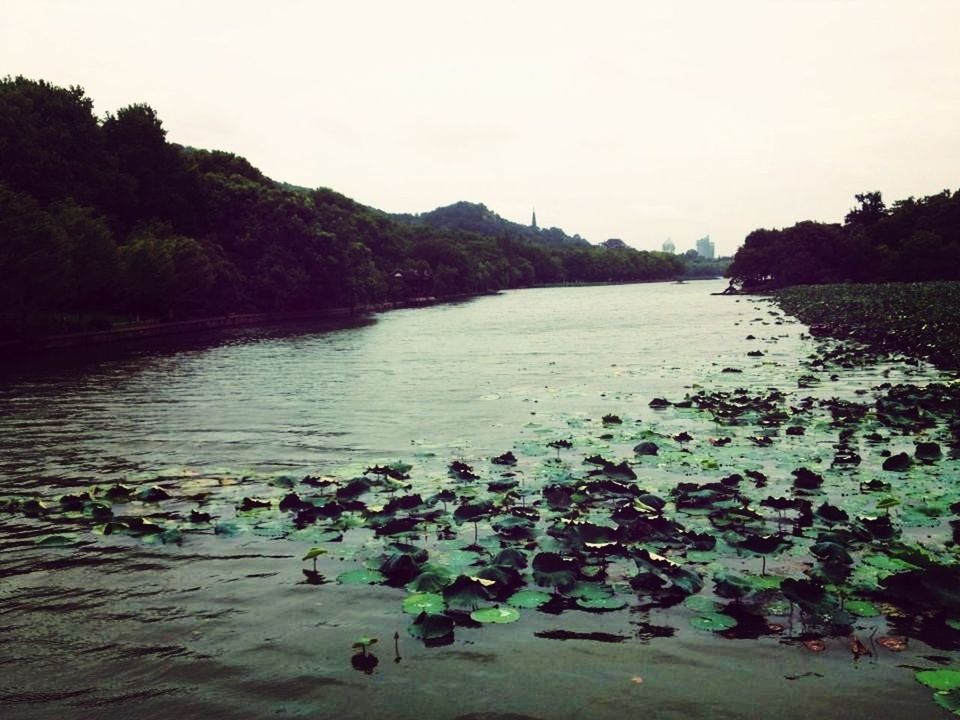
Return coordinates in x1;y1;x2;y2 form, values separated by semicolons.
662;238;675;254
531;209;537;229
696;235;715;259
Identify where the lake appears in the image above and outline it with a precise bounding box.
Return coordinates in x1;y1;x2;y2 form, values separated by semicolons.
1;279;956;719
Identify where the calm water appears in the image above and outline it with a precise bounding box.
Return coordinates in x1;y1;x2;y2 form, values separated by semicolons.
0;280;951;719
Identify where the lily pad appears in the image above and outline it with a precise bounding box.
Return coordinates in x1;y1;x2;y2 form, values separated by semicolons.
337;568;387;585
506;590;552;609
576;595;627;611
845;600;880;617
933;689;960;717
690;612;738;632
916;668;960;692
470;606;521;624
683;595;719;613
402;592;446;615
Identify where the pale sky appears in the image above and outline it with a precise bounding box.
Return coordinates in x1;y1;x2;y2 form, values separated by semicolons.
3;0;960;255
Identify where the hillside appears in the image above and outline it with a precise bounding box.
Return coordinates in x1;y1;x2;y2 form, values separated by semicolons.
394;201;589;248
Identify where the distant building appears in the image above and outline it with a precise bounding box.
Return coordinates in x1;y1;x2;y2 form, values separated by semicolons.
531;209;537;229
602;238;627;249
662;238;675;254
696;235;715;259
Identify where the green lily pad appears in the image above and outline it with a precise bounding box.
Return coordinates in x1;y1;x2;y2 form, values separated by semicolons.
402;593;446;615
862;554;921;574
337;568;387;585
683;595;719;613
576;595;627;611
436;549;482;574
933;688;960;716
690;613;737;632
302;547;328;562
470;606;520;624
506;590;553;609
845;600;880;617
916;669;960;692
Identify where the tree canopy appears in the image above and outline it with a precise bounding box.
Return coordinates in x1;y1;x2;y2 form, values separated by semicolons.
0;76;686;336
727;189;960;288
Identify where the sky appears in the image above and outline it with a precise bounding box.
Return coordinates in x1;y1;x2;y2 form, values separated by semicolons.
3;0;960;256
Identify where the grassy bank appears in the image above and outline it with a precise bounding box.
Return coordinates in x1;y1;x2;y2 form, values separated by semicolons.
775;281;960;369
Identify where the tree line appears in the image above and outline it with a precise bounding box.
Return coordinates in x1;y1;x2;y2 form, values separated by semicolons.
0;76;683;336
727;190;960;288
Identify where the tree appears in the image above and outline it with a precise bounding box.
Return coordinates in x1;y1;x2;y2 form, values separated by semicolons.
844;191;886;226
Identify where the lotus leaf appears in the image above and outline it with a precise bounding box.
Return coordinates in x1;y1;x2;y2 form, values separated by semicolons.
683;595;719;613
402;592;446;615
916;669;960;692
845;600;880;617
933;689;960;717
576;595;627;611
506;590;552;609
532;552;580;589
493;548;528;569
454;500;495;523
470;606;520;624
443;575;491;612
690;613;737;632
408;612;455;643
337;569;387;585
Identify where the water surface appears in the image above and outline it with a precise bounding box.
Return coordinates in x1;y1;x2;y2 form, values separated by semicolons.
0;280;953;719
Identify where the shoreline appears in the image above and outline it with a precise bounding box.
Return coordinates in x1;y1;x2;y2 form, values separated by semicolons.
0;276;720;359
0;293;490;358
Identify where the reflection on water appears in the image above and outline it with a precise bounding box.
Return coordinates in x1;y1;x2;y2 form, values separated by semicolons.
0;279;950;719
0;280;858;481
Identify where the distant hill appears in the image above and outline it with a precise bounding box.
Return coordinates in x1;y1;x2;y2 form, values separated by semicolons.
393;201;590;248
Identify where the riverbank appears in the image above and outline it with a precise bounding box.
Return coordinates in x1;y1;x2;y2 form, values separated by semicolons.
0;293;487;358
775;281;960;370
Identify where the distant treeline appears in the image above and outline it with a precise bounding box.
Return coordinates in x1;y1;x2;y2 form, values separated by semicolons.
0;76;682;336
727;190;960;288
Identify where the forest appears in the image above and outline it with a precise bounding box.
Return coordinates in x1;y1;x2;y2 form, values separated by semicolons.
0;76;683;336
727;190;960;288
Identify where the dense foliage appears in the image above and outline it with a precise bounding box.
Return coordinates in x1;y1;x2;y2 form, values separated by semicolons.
0;76;682;336
676;251;731;279
727;190;960;288
776;282;960;369
393;201;589;247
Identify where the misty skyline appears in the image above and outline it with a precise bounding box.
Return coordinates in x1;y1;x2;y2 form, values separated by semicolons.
3;0;959;255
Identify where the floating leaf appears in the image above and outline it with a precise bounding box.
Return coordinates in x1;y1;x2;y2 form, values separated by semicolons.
506;590;552;609
576;595;627;611
402;593;446;615
845;600;880;617
690;613;737;632
916;669;960;692
683;595;718;613
470;606;520;624
337;569;386;585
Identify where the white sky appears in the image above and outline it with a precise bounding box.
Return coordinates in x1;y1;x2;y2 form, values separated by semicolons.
3;0;960;255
